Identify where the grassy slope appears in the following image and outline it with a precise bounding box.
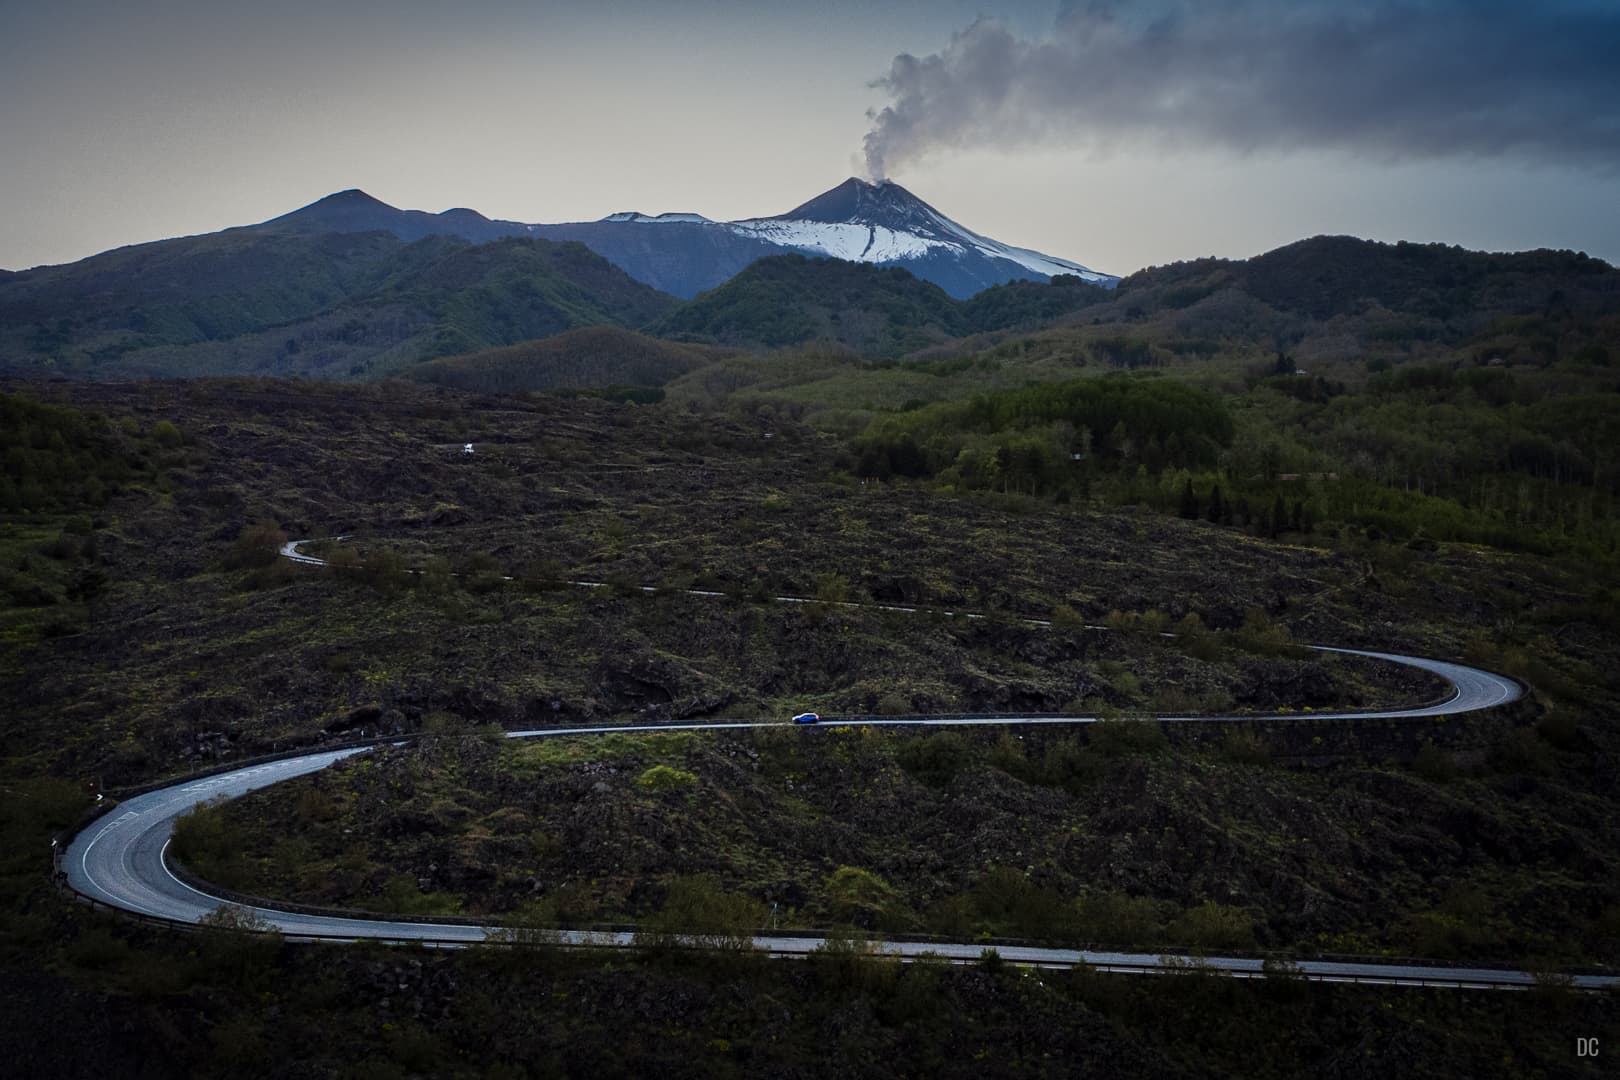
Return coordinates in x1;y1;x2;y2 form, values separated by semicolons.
406;326;733;394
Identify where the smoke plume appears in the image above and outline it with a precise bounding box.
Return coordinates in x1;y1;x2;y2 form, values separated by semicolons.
863;1;1620;180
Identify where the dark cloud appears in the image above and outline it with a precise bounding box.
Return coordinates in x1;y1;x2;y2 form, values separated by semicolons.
863;0;1620;179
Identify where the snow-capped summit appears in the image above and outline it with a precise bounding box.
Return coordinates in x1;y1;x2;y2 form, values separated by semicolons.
777;177;941;226
722;178;1115;295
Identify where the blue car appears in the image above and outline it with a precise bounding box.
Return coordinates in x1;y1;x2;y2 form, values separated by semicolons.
791;712;820;724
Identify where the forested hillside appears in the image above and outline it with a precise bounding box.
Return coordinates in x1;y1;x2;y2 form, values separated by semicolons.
0;233;677;380
656;255;1110;356
630;237;1620;568
408;327;732;396
1116;236;1619;358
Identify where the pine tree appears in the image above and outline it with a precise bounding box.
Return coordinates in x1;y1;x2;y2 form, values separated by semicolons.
1179;478;1200;519
1206;484;1225;524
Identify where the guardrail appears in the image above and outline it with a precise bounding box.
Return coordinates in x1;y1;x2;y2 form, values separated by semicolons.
57;837;1617;991
145;842;1618;983
103;733;410;800
42;885;1589;991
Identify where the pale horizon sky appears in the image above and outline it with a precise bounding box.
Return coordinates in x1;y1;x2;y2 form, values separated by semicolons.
4;1;1618;277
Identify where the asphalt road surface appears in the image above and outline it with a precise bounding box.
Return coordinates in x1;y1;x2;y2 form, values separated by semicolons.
60;539;1604;990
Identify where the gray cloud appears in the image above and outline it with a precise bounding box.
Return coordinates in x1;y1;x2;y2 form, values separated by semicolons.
863;1;1620;179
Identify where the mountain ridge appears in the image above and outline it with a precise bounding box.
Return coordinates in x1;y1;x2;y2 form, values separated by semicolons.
7;190;1613;384
0;230;678;379
254;177;1114;299
260;189;522;244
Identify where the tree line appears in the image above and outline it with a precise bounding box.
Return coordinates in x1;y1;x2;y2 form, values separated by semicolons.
851;375;1233;497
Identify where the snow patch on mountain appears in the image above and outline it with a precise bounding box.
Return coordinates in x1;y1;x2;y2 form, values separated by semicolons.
727;219;946;262
722;178;1114;286
601;212;714;224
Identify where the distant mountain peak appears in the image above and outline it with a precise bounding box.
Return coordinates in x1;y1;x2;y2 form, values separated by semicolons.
777;176;934;226
730;176;1114;294
315;188;395;209
262;189;403;233
260;189;524;243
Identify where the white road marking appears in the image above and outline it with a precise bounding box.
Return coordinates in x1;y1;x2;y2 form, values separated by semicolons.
51;540;1560;989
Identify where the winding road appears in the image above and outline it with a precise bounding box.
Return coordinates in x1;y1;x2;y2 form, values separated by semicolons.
60;541;1614;992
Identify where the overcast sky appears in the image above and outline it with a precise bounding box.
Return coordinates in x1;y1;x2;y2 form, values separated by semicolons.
4;0;1618;276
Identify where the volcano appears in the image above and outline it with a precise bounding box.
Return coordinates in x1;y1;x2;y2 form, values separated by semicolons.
262;177;1116;299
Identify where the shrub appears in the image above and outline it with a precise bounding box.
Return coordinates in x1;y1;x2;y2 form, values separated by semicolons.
243;558;297;591
460;552;509;594
896;731;973;787
150;419;184;448
323;546;363;579
198;904;276;934
171;798;249;888
1050;603;1086;632
1236;608;1293;653
1086;718;1167;757
1095;659;1143;700
1037;737;1107;792
1173;612;1225;660
970;866;1072;938
825;865;899;926
1169;901;1255;949
1411;740;1458;782
875;691;911;716
360;548;409;592
985;730;1035;781
814;572;850;604
637;874;762;954
225;520;287;569
810;929;900;993
417;556;455;595
1076;890;1167;946
1261;956;1306;982
374;874;462;916
66;926;133;971
1401;910;1488;958
637;764;698;792
293;785;339;826
1220;727;1271;766
1139;608;1170;636
1491;727;1553;776
520;558;567;592
195;904;283;989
